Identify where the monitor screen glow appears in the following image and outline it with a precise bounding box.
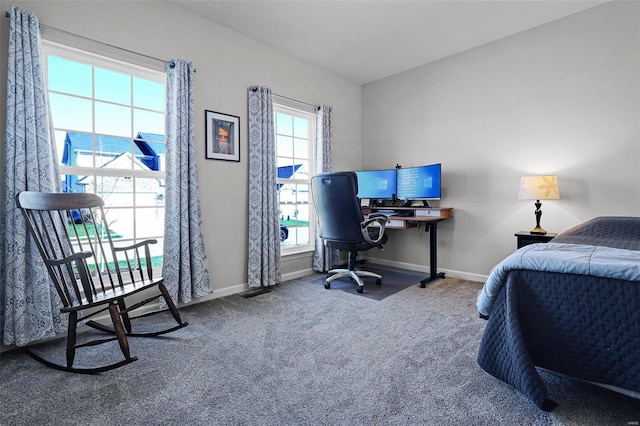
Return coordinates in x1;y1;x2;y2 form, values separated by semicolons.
354;169;397;200
396;163;441;200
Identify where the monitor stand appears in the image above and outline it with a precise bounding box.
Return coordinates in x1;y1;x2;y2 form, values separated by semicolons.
402;200;431;208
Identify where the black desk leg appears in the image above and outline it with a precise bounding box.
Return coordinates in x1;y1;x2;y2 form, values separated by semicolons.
420;221;446;287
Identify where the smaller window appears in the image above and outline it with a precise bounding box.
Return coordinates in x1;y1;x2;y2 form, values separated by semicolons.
274;103;316;253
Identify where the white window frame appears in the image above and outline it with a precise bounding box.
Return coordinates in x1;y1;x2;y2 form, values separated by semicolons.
274;101;316;255
42;40;166;271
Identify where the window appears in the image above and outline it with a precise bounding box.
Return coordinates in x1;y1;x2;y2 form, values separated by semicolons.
274;103;315;253
44;42;166;269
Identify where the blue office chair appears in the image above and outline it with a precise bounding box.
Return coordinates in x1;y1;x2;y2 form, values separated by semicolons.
311;171;389;293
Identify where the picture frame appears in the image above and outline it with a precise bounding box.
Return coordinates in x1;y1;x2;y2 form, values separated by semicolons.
205;110;240;162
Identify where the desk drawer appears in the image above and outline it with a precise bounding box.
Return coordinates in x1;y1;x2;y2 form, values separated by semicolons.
415;209;444;217
386;219;407;229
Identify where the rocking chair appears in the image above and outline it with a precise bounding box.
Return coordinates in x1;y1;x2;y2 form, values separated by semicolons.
16;191;189;373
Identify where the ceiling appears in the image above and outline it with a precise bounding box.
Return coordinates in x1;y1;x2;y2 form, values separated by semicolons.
169;0;609;85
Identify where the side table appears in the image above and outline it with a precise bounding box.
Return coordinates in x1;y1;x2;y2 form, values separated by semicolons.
515;231;557;249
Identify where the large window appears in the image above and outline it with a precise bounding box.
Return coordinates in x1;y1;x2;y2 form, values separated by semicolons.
44;42;166;268
274;103;315;253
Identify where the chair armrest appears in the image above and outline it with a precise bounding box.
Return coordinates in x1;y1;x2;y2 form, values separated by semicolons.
45;251;95;303
45;250;93;267
112;239;157;252
360;216;388;245
113;239;156;280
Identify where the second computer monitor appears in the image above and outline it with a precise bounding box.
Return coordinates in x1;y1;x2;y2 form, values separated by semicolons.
354;169;397;200
396;163;442;201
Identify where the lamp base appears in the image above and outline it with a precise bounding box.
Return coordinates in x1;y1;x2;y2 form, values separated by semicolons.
530;226;547;235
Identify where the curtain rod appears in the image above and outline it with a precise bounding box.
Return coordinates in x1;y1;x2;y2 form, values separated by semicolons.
273;93;318;109
4;10;195;72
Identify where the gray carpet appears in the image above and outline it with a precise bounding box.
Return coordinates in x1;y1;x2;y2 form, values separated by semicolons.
1;264;638;425
311;266;425;300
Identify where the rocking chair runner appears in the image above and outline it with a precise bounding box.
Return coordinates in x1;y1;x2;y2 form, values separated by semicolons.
16;191;189;373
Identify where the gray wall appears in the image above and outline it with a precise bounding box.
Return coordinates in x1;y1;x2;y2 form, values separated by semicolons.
0;1;363;299
361;1;640;280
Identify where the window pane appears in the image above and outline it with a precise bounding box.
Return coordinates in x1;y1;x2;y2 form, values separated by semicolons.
278;184;296;204
293;116;308;138
277;157;292;170
136;207;165;239
149;237;164;268
277;135;293;158
298;184;309;204
296;160;310;180
95;67;131;105
94;134;134;169
95;102;132;137
104;208;134;240
134;109;164;136
280;203;296;223
293;137;308;159
276;112;293;136
136;178;166;207
280;197;310;248
94;176;134;206
62;174;86;194
48;56;91;97
49;93;92;132
134;77;164;111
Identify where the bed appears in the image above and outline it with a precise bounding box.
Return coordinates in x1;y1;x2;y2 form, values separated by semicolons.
476;216;640;410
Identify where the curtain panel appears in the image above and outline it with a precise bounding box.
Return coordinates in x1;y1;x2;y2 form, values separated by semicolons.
247;86;281;288
0;7;64;346
163;59;212;303
312;104;338;272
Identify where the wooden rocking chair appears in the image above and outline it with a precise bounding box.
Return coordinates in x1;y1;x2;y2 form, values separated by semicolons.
17;191;189;373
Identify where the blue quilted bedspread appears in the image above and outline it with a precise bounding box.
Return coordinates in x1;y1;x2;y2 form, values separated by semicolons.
476;217;640;409
477;243;640;318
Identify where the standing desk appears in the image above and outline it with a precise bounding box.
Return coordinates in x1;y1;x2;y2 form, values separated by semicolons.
367;207;454;287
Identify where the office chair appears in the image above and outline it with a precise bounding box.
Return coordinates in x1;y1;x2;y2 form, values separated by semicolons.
311;171;389;293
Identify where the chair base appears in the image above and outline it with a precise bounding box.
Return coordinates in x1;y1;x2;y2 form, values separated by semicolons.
26;295;188;374
86;319;189;338
326;268;382;293
25;347;138;374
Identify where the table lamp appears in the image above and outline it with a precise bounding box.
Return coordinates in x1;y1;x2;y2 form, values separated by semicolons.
518;175;560;235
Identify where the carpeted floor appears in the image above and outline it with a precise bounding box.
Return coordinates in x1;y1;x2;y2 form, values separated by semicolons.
0;264;638;425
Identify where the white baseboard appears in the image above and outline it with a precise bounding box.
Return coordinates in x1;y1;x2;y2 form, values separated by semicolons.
281;268;315;282
362;257;488;283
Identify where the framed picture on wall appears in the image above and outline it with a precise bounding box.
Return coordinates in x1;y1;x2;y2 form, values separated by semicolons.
205;110;240;162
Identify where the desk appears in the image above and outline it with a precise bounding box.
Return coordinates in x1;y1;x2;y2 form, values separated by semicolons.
367;207;453;287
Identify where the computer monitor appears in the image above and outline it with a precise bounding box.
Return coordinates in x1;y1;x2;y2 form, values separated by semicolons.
396;163;441;203
354;168;397;200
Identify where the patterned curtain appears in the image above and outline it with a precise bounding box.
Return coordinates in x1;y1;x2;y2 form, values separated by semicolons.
163;59;212;303
312;105;339;272
0;7;65;346
247;86;281;288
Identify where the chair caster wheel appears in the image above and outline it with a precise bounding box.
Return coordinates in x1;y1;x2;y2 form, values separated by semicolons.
324;283;331;289
376;278;382;285
357;286;364;293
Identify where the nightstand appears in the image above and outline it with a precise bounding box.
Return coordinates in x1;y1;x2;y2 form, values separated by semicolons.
515;231;557;249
